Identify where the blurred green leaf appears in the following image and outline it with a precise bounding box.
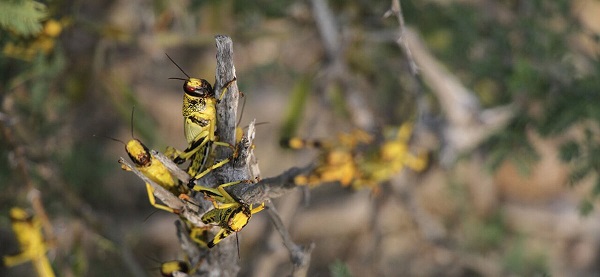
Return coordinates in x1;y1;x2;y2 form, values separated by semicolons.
579;198;594;216
559;141;580;162
0;0;47;36
329;260;352;277
278;74;311;143
569;163;591;186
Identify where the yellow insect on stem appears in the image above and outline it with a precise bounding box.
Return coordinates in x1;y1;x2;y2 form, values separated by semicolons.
352;122;428;191
192;181;265;248
164;53;236;188
3;208;56;277
372;122;428;176
160;260;190;277
286;130;373;187
122;138;187;214
112;105;188;214
122;137;212;248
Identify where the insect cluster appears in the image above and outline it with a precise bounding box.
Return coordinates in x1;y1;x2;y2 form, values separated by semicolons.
285;122;428;193
117;53;264;275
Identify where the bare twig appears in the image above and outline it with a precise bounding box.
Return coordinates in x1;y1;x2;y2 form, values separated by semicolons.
175;219;205;270
310;0;376;131
215;35;239;157
384;0;419;75
265;202;314;277
310;0;340;58
152;150;192;184
233;119;261;181
233;166;311;205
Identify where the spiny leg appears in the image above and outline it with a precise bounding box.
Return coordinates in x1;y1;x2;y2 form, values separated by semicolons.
189;227;209;248
249;202;265;215
170;132;211;164
207;228;232;248
217;77;237;102
3;252;34;267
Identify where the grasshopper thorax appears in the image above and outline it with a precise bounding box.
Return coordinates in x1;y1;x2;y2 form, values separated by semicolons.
126;139;152;167
184;78;214;98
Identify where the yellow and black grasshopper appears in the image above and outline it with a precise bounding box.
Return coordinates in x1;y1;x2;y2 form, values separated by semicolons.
192;181;265;248
110;108;188;214
164;54;236;188
116;127;214;248
282;129;373;187
3;207;55;277
353;122;428;191
160;260;190;277
163;55;264;248
284;123;428;192
121;138;188;214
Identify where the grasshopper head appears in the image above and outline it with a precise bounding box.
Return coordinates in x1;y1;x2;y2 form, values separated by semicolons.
9;207;32;222
227;205;252;232
126;139;151;167
160;260;189;277
184;78;214;98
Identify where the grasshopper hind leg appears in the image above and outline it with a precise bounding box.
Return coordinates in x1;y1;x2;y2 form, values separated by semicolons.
186;158;231;189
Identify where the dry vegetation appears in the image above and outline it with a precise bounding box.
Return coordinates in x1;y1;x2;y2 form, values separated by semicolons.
2;0;600;276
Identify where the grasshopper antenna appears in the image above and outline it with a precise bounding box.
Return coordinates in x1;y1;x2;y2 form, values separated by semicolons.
236;233;241;260
237;96;247;127
165;53;191;79
143;209;161;222
93;134;126;146
237;98;271;130
130;106;137;140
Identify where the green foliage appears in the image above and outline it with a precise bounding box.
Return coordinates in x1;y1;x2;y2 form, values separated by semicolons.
485;113;539;173
503;238;549;276
559;141;580;162
537;77;600;137
232;0;294;17
58;142;114;209
329;259;352;277
278;75;312;142
561;122;600;212
0;0;47;36
408;0;600;208
463;212;506;252
579;198;595;216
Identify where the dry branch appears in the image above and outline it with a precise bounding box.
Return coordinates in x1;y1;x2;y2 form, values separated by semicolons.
385;0;419;75
265;202;315;277
383;0;516;164
310;0;376;131
403;28;516;164
118;158;207;228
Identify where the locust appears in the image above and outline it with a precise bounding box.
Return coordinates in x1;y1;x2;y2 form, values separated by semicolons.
164;54;236;188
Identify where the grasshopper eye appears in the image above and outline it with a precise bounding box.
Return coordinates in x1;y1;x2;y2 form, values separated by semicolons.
184;78;213;97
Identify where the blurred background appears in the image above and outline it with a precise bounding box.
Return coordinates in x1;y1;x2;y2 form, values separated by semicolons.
1;0;600;276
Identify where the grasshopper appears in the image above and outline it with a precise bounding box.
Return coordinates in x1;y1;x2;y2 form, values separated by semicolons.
164;54;236;188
